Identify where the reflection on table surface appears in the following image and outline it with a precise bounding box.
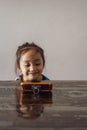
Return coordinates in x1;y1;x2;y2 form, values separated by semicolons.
0;80;87;130
16;91;52;119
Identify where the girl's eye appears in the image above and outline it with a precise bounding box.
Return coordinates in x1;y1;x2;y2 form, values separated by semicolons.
24;62;41;67
24;64;30;67
35;63;40;66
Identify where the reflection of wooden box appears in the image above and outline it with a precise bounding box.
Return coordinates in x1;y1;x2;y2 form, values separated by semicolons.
20;92;52;104
20;81;52;94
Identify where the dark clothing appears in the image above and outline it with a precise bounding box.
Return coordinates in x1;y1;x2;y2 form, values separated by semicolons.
42;75;50;80
15;74;50;81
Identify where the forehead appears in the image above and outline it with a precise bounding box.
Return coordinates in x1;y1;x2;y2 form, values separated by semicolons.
20;49;42;61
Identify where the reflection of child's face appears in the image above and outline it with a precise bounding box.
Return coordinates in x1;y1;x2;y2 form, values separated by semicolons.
18;49;44;81
19;104;44;119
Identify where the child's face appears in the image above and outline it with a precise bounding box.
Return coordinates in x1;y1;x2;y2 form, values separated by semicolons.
18;49;44;82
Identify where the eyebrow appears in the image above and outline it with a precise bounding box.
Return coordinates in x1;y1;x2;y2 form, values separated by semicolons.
23;59;41;63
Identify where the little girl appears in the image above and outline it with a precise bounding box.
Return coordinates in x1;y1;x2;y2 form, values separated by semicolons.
15;42;49;82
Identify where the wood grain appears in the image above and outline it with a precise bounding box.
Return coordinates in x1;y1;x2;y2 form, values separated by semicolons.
0;80;87;130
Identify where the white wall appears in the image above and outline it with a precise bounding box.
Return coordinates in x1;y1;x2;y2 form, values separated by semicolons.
0;0;87;80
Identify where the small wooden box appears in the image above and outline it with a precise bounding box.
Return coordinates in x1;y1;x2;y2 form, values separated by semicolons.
20;81;52;94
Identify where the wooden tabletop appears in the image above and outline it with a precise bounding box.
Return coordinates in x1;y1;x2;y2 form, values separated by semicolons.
0;80;87;130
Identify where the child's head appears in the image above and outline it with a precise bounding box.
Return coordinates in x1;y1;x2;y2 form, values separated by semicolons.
16;42;45;82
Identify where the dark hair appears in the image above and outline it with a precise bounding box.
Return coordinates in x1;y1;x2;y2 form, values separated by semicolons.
15;42;45;73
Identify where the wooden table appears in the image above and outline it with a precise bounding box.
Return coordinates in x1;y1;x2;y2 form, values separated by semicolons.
0;80;87;130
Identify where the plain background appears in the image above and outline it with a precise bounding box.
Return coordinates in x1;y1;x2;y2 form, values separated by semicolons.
0;0;87;80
